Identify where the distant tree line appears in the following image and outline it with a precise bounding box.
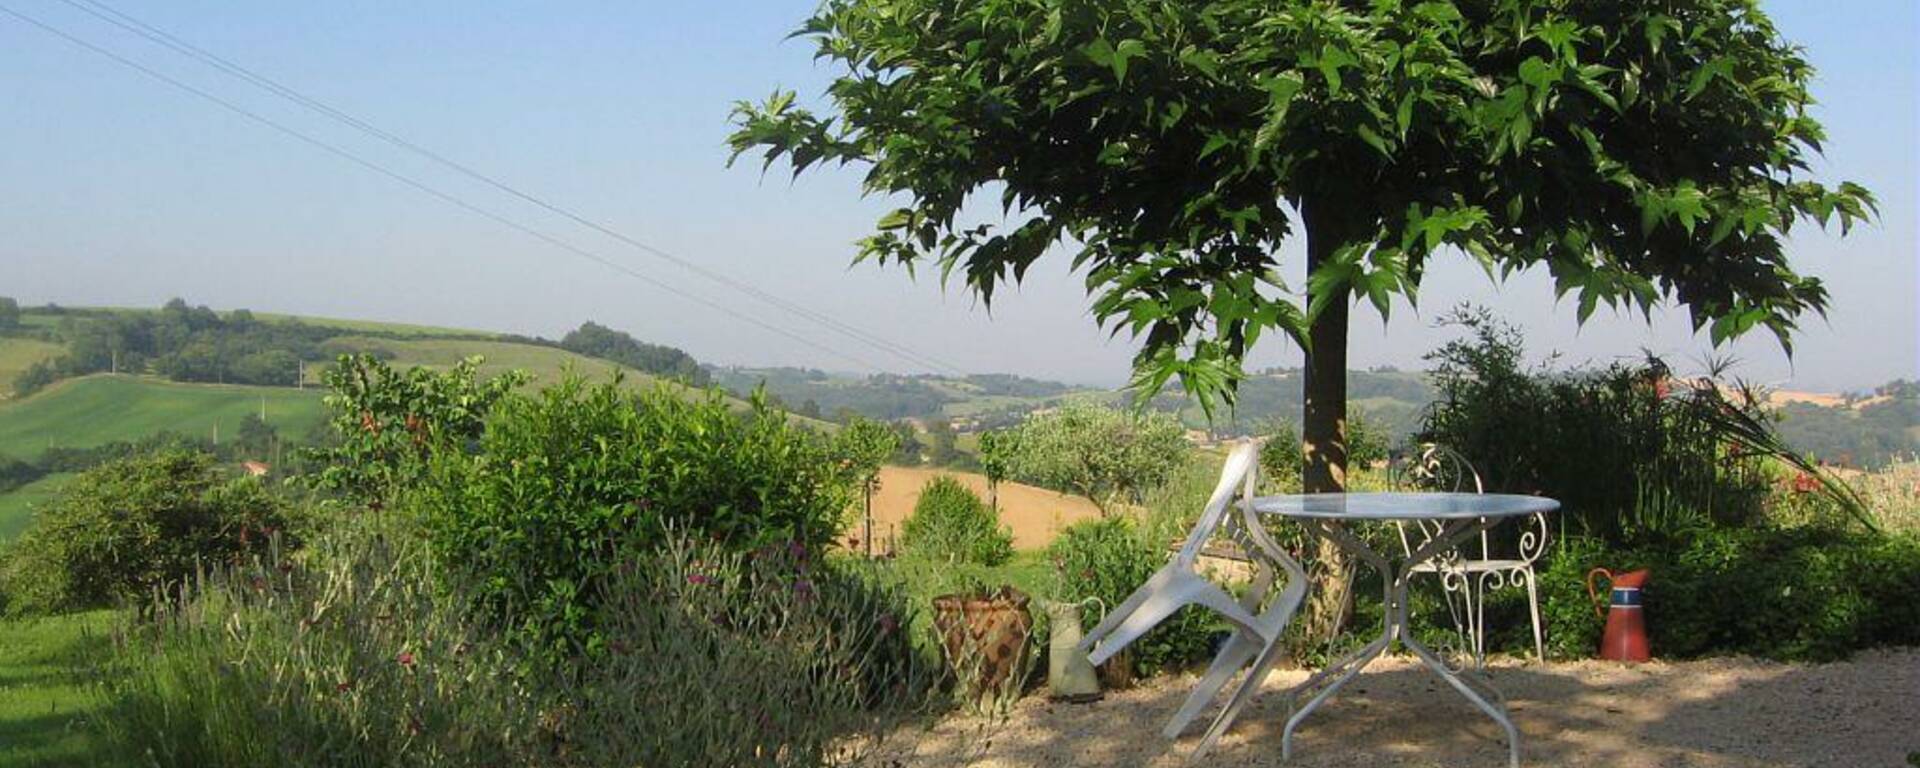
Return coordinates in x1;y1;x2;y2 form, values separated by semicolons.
708;367;957;420
5;300;712;399
1773;383;1920;469
555;321;708;386
11;300;335;395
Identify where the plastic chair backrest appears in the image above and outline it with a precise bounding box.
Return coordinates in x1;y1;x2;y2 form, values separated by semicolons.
1174;441;1262;567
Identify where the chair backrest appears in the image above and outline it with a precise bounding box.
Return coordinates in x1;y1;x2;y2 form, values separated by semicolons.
1390;443;1486;560
1174;440;1263;567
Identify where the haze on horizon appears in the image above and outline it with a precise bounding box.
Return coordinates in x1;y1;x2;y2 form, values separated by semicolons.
1;0;1914;393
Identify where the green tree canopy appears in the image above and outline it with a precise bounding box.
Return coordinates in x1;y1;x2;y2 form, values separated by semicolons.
0;297;19;330
730;0;1874;493
1004;401;1188;515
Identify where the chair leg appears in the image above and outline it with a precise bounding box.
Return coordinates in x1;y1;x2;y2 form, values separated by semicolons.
1166;629;1261;738
1436;575;1470;665
1524;568;1545;664
1473;574;1491;669
1164;570;1277;737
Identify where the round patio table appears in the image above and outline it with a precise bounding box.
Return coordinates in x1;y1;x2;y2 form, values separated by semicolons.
1241;492;1559;768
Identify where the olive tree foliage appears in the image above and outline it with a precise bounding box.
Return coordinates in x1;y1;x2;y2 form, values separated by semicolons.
830;416;900;550
975;429;1013;509
1004;402;1188;516
729;0;1874;497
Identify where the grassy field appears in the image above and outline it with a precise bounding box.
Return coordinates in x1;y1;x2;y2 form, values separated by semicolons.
0;376;325;460
312;336;643;388
0;339;62;398
322;337;834;429
0;611;114;768
0;473;73;543
19;307;489;340
252;311;490;338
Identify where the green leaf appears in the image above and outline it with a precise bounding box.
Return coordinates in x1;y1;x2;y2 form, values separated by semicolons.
1112;38;1148;83
1518;56;1557;90
1315;46;1356;97
876;208;915;230
1199;133;1233;160
1686;58;1734;100
1356;124;1391;158
1667;183;1708;234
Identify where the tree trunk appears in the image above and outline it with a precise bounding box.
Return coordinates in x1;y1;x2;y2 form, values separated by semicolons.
1298;199;1356;652
863;483;875;557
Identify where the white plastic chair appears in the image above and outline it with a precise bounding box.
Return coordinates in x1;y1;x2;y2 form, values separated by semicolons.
1392;444;1548;666
1076;441;1306;739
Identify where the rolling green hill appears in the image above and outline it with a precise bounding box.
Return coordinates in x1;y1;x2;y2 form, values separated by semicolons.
0;472;72;542
0;339;61;398
252;312;492;338
0;376;326;460
324;337;826;428
313;336;644;388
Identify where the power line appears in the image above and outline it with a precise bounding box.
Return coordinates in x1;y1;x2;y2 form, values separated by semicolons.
0;1;890;373
57;0;971;377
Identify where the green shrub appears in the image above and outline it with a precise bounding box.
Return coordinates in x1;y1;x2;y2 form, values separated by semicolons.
1418;308;1782;544
900;476;1012;566
1;450;296;616
1525;528;1920;662
92;515;535;768
557;536;932;766
1045;517;1216;676
300;354;526;508
419;376;855;661
91;518;930;768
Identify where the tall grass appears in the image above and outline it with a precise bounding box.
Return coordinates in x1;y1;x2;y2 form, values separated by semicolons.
89;515;934;768
92;517;539;768
1850;456;1920;534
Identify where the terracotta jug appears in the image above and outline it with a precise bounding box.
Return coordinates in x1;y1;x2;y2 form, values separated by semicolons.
1586;567;1651;662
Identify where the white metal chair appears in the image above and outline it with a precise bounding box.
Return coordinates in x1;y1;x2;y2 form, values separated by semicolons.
1076;440;1306;739
1391;444;1549;666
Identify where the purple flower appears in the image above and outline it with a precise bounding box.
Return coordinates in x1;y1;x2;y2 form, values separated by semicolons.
686;573;714;586
792;579;815;602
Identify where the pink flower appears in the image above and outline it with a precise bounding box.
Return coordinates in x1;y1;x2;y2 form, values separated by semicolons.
1792;473;1819;494
396;651;416;668
686;573;714;586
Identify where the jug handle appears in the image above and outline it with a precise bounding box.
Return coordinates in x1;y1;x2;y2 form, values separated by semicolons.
1584;568;1614;618
1079;597;1109;625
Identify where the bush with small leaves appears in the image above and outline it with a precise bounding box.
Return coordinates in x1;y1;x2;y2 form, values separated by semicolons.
900;476;1012;566
1;450;296;616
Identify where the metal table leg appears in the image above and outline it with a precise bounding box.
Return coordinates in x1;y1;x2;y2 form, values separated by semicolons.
1280;517;1521;768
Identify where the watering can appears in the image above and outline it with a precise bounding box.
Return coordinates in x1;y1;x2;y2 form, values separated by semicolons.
1041;598;1106;702
1586;567;1651;662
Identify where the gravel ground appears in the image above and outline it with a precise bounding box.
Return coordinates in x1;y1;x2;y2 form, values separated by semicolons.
868;649;1920;768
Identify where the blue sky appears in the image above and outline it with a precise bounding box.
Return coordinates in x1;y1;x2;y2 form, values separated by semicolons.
1;0;1914;390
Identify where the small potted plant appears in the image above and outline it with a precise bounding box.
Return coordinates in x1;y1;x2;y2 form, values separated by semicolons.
930;580;1034;714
